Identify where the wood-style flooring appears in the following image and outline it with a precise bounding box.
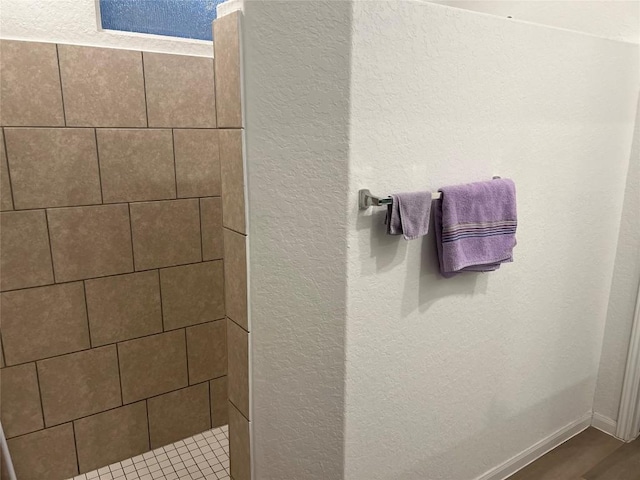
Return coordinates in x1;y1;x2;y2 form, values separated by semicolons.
507;427;640;480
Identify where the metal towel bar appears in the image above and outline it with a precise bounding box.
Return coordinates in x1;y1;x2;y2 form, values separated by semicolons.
359;176;501;210
359;189;441;210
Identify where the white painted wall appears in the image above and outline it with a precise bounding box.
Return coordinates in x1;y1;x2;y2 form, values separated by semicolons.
0;0;213;56
593;96;640;424
244;1;639;479
243;2;351;478
429;0;640;44
345;2;638;478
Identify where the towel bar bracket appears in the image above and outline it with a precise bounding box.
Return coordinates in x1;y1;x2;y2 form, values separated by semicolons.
359;189;442;210
359;189;392;209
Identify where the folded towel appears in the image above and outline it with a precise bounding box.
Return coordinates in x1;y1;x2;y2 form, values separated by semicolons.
435;178;517;277
386;191;433;240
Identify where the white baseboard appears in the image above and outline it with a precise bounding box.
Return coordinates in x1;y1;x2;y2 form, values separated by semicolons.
591;412;618;437
474;412;592;480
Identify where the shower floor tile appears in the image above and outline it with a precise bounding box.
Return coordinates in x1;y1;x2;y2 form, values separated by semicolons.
70;425;229;480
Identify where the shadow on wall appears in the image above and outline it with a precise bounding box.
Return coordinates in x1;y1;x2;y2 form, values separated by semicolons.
393;376;595;480
355;204;488;316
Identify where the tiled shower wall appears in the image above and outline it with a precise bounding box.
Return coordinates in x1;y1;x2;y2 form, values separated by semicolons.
0;21;247;478
214;12;251;480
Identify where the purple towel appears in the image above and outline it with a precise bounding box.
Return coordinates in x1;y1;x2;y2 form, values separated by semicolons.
435;178;517;277
386;191;433;240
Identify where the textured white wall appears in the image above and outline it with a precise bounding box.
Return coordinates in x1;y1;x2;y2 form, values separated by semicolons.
244;1;639;479
429;0;640;44
243;1;351;478
593;97;640;424
344;3;638;478
0;0;213;56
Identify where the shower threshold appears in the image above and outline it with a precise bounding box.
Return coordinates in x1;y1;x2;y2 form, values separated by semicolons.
68;425;229;480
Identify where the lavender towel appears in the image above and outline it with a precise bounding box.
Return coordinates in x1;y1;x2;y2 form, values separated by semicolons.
435;178;517;277
386;191;433;240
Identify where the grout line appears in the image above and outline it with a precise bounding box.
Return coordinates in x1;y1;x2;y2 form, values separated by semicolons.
199;198;204;262
55;44;67;126
4;380;223;442
145;399;152;450
0;258;223;295
227;315;249;335
131;379;213;407
3;195;221;213
94;129;105;204
223;225;247;238
0;334;6;368
43;209;58;282
71;421;81;475
127;203;136;272
2;127;16;210
115;343;124;406
229;398;250;423
184;328;191;385
82;281;93;348
157;269;166;332
33;362;47;430
208;380;213;429
0;126;223;130
141;52;150;127
171;129;179;199
1;322;226;369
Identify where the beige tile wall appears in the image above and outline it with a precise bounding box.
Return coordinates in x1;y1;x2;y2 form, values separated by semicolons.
214;11;252;480
0;38;229;480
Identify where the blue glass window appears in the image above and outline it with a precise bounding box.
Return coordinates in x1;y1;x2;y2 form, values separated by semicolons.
99;0;226;41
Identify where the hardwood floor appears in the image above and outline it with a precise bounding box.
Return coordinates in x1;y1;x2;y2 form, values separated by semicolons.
507;428;640;480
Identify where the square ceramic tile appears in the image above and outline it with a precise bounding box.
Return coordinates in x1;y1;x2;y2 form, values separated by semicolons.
186;320;227;384
85;271;162;346
97;129;176;203
219;130;245;234
48;204;134;282
143;53;216;128
0;363;44;438
213;13;242;128
1;130;13;210
4;127;101;209
8;424;78;480
209;377;228;428
75;402;149;474
0;282;89;365
130;199;201;271
148;383;211;449
227;320;249;420
200;198;223;261
0;210;54;291
68;425;229;480
174;129;220;198
38;346;121;426
160;262;225;331
228;403;249;480
0;40;65;126
58;45;146;127
222;229;247;329
118;330;188;404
